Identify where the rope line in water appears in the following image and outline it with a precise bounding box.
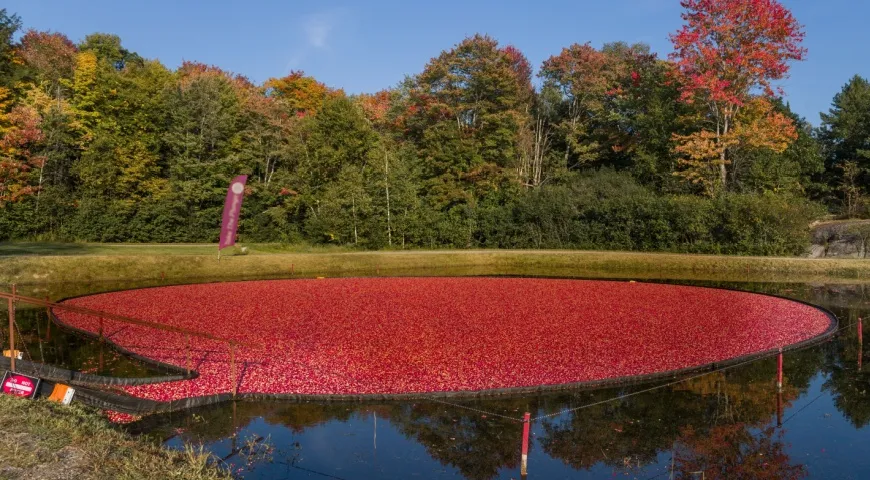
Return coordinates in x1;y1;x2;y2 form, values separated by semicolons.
781;391;828;426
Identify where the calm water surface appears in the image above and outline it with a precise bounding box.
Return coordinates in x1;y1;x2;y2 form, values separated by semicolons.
6;275;870;479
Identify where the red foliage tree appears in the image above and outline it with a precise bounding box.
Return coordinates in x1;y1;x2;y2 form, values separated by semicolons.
0;89;44;205
18;30;77;92
669;0;806;192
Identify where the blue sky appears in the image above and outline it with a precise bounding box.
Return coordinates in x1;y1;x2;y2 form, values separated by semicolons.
8;0;868;124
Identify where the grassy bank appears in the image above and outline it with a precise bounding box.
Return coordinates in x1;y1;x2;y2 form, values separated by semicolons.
2;243;870;285
0;395;228;480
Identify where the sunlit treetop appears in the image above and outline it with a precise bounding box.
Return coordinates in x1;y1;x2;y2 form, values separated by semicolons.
670;0;806;106
264;70;342;117
18;30;77;85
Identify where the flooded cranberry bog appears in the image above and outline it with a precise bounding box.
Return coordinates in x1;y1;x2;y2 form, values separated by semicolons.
4;272;870;479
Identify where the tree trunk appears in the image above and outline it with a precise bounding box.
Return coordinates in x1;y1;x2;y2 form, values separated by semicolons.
352;195;358;245
384;149;392;247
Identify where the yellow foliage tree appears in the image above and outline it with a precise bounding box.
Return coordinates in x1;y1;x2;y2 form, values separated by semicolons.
673;98;797;196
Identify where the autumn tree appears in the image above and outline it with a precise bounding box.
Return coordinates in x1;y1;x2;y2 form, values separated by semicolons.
730;99;822;195
265;71;338;117
408;34;533;207
79;33;142;70
670;0;806;195
18;30;77;101
0;88;44;204
539;43;615;169
598;42;688;190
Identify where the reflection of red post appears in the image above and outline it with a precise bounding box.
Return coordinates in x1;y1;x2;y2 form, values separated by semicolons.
521;412;530;477
229;343;237;397
776;390;783;427
776;349;783;392
859;318;864;372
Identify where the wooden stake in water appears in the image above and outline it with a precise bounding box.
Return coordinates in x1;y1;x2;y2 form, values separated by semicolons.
521;412;531;477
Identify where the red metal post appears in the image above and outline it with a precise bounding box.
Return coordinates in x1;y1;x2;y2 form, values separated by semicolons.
8;284;16;372
776;349;783;392
521;412;531;477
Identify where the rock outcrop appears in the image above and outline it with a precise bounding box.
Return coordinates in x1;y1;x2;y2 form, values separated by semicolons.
809;220;870;258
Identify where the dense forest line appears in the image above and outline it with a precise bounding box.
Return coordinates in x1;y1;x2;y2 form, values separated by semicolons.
1;1;869;255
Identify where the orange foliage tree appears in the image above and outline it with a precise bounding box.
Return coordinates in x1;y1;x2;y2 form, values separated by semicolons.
264;70;341;117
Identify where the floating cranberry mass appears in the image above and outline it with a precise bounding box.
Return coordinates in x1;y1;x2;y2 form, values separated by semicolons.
53;278;834;403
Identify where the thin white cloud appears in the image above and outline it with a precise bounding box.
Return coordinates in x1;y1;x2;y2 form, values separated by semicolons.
304;13;334;49
285;9;348;73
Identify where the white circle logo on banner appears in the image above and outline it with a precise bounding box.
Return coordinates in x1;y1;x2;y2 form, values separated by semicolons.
231;183;244;194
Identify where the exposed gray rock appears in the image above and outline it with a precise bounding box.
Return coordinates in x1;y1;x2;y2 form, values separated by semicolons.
809;220;870;258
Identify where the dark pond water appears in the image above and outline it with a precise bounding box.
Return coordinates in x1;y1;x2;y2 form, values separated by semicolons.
4;275;870;479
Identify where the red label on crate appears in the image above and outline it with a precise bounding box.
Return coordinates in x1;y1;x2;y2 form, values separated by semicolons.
1;371;39;398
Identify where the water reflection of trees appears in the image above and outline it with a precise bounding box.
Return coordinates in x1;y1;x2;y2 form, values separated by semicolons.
822;310;870;428
674;424;805;479
388;401;527;480
123;343;824;479
539;346;820;478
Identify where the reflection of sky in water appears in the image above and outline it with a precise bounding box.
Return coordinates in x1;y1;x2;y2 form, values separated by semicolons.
787;373;870;479
12;278;870;479
167;416;465;479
